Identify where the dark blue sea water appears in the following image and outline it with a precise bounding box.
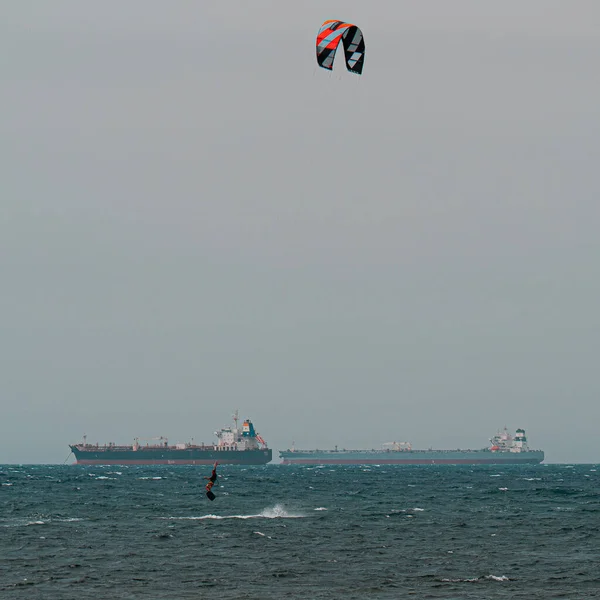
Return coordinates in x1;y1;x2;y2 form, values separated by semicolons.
1;464;598;599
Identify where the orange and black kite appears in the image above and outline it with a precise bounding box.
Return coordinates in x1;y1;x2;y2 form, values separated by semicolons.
316;20;365;75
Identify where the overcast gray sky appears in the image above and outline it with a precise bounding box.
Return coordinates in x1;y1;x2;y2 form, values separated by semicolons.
1;1;599;464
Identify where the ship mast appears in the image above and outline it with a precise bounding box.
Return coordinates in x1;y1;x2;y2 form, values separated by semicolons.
232;409;239;431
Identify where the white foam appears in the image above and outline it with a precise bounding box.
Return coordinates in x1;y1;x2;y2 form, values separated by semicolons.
261;505;303;518
163;504;305;520
314;507;327;511
442;575;508;583
253;531;272;538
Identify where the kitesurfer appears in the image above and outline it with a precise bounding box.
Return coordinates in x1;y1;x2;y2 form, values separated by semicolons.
204;461;218;500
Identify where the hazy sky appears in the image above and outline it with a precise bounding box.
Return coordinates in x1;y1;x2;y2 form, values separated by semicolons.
2;2;599;464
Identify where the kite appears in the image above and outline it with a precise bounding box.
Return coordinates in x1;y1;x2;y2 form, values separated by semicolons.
316;20;365;75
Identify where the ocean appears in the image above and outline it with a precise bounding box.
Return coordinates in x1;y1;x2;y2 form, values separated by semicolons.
1;464;598;599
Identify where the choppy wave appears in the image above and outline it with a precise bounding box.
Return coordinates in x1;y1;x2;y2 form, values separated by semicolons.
162;504;304;520
440;575;509;583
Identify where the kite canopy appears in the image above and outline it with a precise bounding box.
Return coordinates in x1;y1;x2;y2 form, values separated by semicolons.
316;20;365;75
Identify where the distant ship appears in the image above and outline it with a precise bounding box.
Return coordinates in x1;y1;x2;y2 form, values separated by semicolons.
279;428;544;465
70;412;272;465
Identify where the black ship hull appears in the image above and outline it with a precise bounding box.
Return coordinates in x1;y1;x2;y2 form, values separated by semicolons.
70;446;272;466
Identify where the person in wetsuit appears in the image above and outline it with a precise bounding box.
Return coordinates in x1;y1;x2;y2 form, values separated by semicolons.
204;461;218;497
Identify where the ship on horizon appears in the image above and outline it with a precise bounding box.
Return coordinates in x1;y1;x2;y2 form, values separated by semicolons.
279;427;544;465
69;412;272;466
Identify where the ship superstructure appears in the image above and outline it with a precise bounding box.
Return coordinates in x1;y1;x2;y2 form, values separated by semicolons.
279;427;544;465
70;412;272;465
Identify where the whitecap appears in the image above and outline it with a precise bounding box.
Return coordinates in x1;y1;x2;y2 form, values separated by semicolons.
253;531;272;538
162;504;305;520
487;575;509;581
314;507;327;511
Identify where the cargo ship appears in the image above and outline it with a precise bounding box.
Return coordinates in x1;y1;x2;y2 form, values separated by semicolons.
279;428;544;465
69;412;272;465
